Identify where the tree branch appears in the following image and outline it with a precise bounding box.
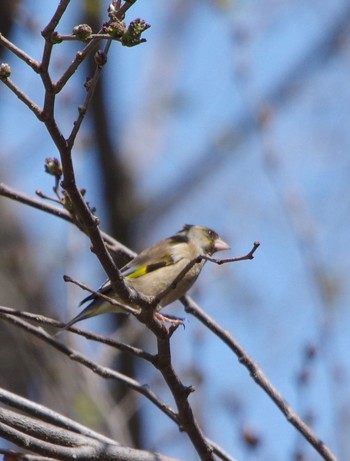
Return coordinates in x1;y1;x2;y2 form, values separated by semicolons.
66;40;112;150
0;77;43;119
0;449;57;461
0;33;40;71
202;241;260;264
182;296;337;461
0;182;135;258
54;41;100;92
0;387;119;447
0;305;235;461
63;274;140;316
154;337;215;461
0;311;178;425
0;306;154;362
0;408;181;461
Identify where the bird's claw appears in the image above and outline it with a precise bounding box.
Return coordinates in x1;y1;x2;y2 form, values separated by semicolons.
154;311;185;329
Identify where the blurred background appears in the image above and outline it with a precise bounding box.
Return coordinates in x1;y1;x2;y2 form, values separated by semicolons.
1;0;350;460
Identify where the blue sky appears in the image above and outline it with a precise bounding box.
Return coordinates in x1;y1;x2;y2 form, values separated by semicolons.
1;1;350;460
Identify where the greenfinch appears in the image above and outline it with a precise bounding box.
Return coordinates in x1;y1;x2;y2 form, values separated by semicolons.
63;224;229;329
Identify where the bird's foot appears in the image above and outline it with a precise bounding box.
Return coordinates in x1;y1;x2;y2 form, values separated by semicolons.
154;311;185;329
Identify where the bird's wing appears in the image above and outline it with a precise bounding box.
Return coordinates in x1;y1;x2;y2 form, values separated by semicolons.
79;237;186;306
121;239;178;279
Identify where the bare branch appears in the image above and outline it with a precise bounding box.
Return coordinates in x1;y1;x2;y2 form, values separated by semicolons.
66;40;112;150
0;408;181;461
0;78;43;119
54;33;121;42
0;311;178;425
202;241;260;265
154;337;215;461
0;183;135;258
0;306;153;362
0;449;57;461
0;387;119;447
54;42;100;93
40;0;71;84
63;274;140;316
142;242;260;314
0;183;71;222
0;306;236;461
0;33;40;72
182;297;337;461
41;0;71;38
117;0;139;19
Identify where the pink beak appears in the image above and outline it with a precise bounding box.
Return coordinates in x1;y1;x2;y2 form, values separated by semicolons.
214;237;230;253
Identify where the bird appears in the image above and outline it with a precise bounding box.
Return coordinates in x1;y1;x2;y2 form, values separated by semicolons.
62;224;230;330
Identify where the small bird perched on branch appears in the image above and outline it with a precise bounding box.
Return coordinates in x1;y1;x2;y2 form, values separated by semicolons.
63;224;230;330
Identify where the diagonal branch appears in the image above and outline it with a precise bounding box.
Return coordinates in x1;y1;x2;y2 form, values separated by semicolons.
182;296;337;461
0;311;178;425
0;306;153;362
41;0;71;38
0;182;135;258
0;33;40;72
0;78;43;119
66;40;112;150
54;40;101;92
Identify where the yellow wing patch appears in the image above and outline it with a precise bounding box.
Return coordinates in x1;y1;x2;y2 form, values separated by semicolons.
126;265;148;279
125;261;170;279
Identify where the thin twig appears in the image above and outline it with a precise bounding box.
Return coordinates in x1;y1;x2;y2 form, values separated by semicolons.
0;183;135;258
66;39;112;150
0;306;153;362
202;241;260;265
35;189;62;205
40;0;71;81
0;78;43;119
63;274;140;316
41;0;71;38
0;183;70;221
52;0;139;93
0;33;40;72
55;33;121;42
151;242;260;310
54;42;99;93
117;0;138;19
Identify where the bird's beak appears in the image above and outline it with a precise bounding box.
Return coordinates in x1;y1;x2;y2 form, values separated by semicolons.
214;237;230;252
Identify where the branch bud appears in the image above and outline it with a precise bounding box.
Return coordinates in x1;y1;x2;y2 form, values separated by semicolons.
73;24;93;42
50;32;63;44
0;63;11;79
44;157;62;179
102;18;126;38
94;50;108;68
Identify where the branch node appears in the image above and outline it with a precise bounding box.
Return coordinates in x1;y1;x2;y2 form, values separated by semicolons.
182;385;195;397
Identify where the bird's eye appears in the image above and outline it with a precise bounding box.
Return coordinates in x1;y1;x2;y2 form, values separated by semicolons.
207;229;213;238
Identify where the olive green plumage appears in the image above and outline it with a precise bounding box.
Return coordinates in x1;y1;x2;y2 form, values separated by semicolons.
63;224;229;329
